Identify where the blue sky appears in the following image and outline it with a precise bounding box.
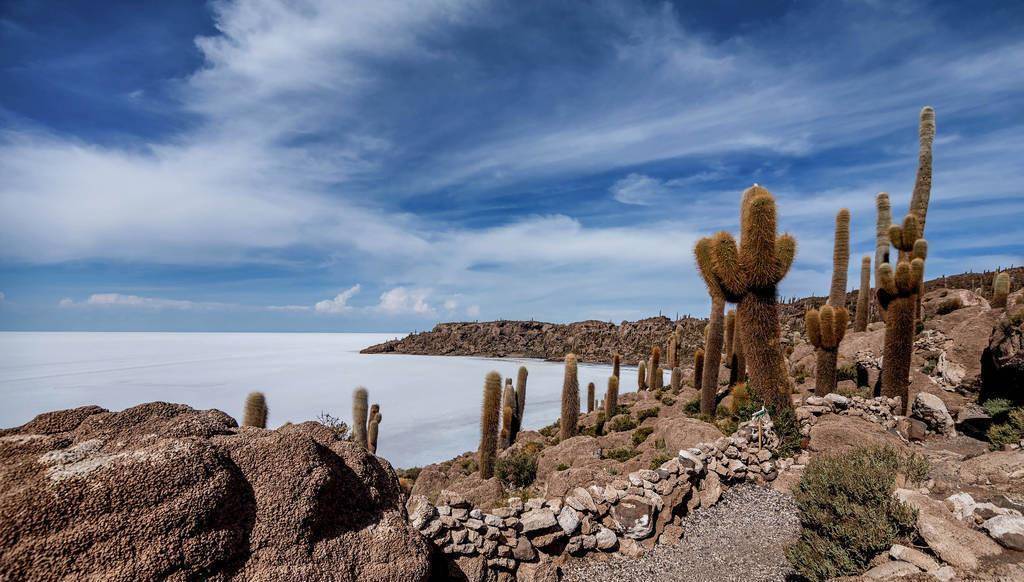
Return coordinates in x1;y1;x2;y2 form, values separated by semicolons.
1;0;1022;332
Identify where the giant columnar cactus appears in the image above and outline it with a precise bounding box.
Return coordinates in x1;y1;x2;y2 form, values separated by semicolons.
671;366;682;392
889;213;920;263
604;375;619;422
650;346;663;391
855;255;871;332
668;332;678;370
993;272;1010;308
515;366;528;434
811;209;851;394
878;235;928;414
910;106;936;234
500;379;517;448
805;305;850;394
724;309;735;370
733;313;746;385
637;359;647;391
352;387;368;448
479;371;502;479
560;353;579;440
612;353;620;379
243;391;268;429
587;382;595;413
700;185;796;410
829;209;851;308
693;349;705;390
695;237;726;415
368;410;382;454
875;193;892;320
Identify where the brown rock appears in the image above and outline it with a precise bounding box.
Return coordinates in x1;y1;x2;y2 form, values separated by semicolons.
895;488;1002;570
981;303;1024;403
808;414;910;455
536;435;602;477
0;402;431;581
649;416;724;455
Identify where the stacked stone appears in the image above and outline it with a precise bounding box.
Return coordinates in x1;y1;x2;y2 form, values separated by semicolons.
407;416;783;577
797;394;900;436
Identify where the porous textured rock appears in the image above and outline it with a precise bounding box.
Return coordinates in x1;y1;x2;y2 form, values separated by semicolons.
0;403;431;582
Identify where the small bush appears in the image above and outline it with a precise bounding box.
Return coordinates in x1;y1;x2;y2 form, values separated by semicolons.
495;449;539;489
538;421;559;438
983;398;1014;417
608;414;637;432
459;458;478;475
660;395;676;406
771;405;803;459
636;406;660;422
632;426;654;447
986;408;1024;449
316;411;351;440
649;452;673;470
555;462;570;471
785;446;918;581
683;398;701;416
836;364;857;382
603;446;639;462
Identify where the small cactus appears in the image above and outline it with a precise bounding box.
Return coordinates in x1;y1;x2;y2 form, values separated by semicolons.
855;255;871;332
243;391;268;428
993;272;1010;308
560;353;579;440
637;359;647;391
368;411;382;454
586;382;595;413
805;305;850;394
352;387;368;448
604;375;619;426
515;366;528;433
479;371;502;479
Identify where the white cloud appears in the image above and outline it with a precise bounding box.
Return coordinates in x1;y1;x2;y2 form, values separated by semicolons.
314;284;361;313
610;173;665;205
466;304;480;317
377;287;434;315
266;304;312;312
58;298;73;308
58;293;211;310
443;299;458;312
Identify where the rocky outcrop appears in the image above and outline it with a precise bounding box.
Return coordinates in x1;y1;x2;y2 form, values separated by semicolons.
0;403;431;582
981;302;1024;404
361;316;707;365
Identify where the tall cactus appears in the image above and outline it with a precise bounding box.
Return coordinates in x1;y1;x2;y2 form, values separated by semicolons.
724;310;735;370
875;193;892;321
695;237;726;415
243;391;268;428
650;346;663;391
604;375;619;423
637;359;647;391
501;379;516;448
805;305;850;394
560;353;579;440
733;313;746;385
515;366;528;433
693;349;705;390
697;185;796;410
878;230;927;414
909;106;936;234
612;353;620;379
586;382;595;413
352;387;368;448
668;332;678;370
829;209;851;308
993;272;1010;308
368;410;382;454
479;371;502;479
670;366;682;392
855;255;871;331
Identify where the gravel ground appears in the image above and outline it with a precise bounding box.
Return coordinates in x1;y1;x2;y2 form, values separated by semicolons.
563;484;801;582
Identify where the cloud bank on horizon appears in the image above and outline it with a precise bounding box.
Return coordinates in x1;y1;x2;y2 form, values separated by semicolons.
1;0;1022;332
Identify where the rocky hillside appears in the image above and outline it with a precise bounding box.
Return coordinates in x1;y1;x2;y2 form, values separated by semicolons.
363;268;1023;363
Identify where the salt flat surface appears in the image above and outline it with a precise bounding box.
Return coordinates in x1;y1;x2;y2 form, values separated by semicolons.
0;332;639;467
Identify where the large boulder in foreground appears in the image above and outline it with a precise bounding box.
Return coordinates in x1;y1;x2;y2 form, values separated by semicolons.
0;402;430;582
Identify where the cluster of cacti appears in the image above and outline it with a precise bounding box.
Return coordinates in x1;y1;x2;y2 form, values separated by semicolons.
604;375;619;423
993;272;1010;308
637;359;647;391
693;349;705;390
805;305;850;394
479;371;502;479
560;353;579;440
367;404;382;454
855;255;871;331
586;382;595;413
352;387;368;448
243;391;268;428
694;236;726;414
693;185;796;411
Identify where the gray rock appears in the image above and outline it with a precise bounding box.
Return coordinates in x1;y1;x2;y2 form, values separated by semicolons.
981;514;1024;551
520;508;558;534
889;543;940;572
863;560;920;579
911;393;956;436
595;526;618;551
823;393;849;409
558;506;581;536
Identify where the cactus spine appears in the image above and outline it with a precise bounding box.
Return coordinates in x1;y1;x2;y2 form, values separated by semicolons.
479;371;502;479
993;272;1010;308
352;387;368;448
878;224;927;414
699;186;796;410
515;366;528;433
855;255;871;332
694;236;726;415
805;305;850;394
368;409;382;454
604;375;619;422
560;353;579;440
693;349;705;390
637;359;647;391
243;391;268;428
586;382;595;413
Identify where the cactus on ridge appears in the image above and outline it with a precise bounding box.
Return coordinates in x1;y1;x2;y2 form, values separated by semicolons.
909;106;936;234
855;255;871;332
243;391;268;429
993;272;1010;308
804;305;850;394
560;353;579;441
479;371;502;479
352;387;368;448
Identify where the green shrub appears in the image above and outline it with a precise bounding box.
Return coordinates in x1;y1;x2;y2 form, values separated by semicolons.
785;446;918;581
556;462;570;471
661;395;676;406
636;406;660;422
771;405;803;459
608;414;637;432
459;458;478;475
632;426;654;446
603;446;639;462
495;449;539;489
683;398;701;416
649;452;673;470
836;364;857;382
983;398;1014;417
538;421;559;438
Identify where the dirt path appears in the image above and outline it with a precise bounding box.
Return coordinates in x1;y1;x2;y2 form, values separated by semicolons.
563;484;801;582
